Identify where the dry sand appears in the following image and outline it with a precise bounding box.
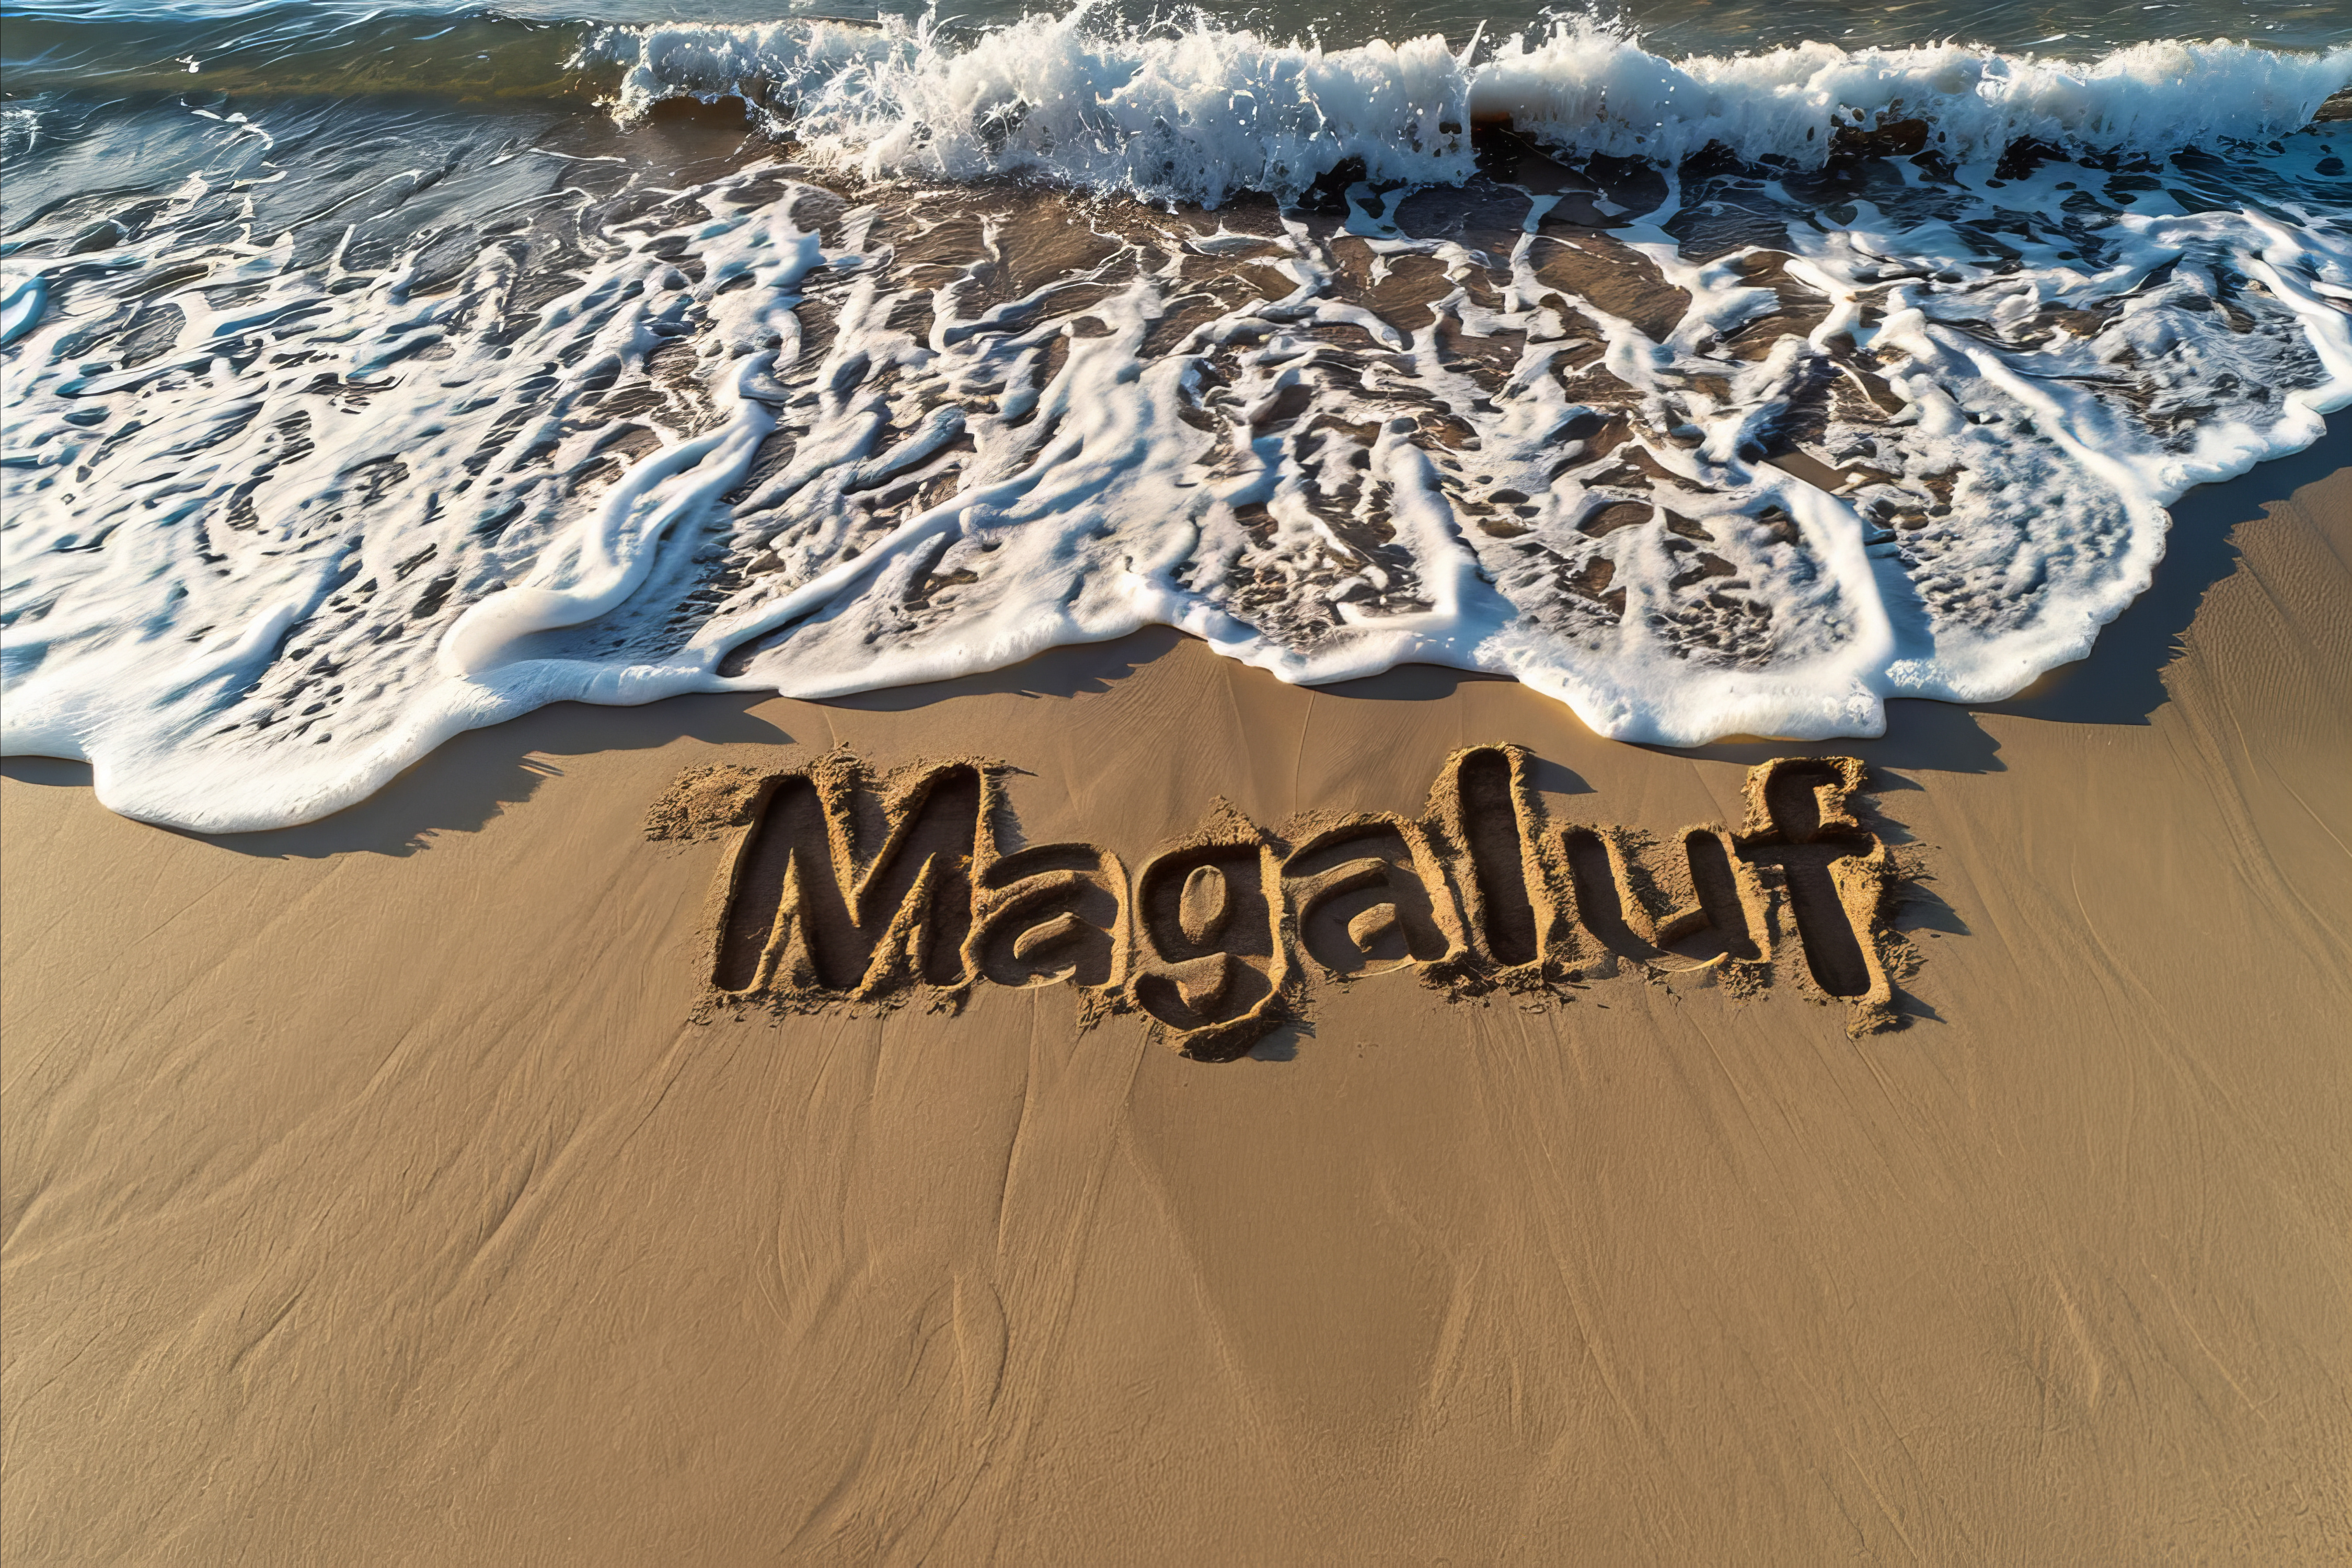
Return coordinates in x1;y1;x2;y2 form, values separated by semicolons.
4;432;2349;1563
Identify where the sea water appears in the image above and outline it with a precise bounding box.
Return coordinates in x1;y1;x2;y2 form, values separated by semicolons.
2;0;2346;829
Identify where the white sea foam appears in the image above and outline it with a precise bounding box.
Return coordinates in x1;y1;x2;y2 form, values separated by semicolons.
2;28;2349;829
591;15;2352;203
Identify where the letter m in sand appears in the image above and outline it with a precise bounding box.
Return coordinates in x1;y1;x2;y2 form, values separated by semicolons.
711;756;986;997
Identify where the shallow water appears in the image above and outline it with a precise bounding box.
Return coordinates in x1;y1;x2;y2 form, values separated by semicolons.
3;1;2348;828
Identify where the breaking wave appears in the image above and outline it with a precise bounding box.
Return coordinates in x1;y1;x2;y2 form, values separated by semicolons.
593;16;2352;203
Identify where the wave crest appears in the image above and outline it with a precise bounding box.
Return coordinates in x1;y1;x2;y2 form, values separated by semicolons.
589;13;2352;204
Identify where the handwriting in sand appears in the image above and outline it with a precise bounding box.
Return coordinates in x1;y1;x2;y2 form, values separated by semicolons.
654;746;1920;1057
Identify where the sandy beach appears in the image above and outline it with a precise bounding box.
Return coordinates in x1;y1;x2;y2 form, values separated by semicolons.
4;424;2347;1564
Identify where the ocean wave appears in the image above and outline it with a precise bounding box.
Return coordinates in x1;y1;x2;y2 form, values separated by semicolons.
587;14;2352;203
4;2;2346;198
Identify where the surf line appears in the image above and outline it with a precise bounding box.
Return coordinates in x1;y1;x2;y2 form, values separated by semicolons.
653;746;1923;1057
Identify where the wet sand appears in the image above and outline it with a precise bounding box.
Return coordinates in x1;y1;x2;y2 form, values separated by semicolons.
3;434;2347;1562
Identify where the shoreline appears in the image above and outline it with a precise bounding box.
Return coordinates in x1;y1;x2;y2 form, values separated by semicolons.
3;444;2347;1560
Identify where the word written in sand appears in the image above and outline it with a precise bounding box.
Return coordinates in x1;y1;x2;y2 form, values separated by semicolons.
651;747;1922;1058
